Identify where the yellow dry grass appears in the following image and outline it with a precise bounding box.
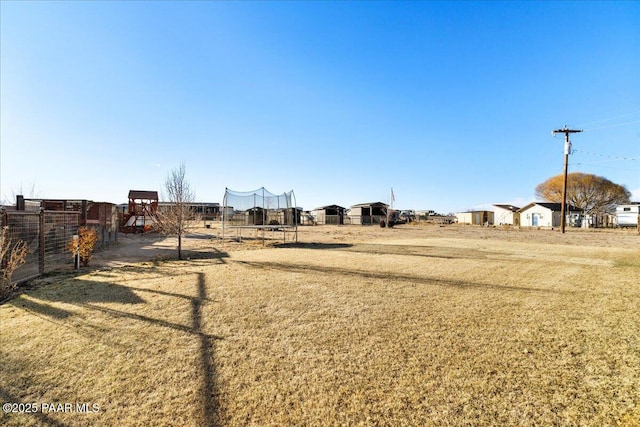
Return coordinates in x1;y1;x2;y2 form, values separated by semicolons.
1;225;639;426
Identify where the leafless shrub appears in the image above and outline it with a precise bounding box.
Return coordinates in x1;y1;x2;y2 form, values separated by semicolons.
0;226;28;299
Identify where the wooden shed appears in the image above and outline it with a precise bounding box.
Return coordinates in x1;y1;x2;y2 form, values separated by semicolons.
347;202;388;225
312;205;346;225
455;210;494;225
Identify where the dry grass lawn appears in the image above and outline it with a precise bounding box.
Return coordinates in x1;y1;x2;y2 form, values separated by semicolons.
1;224;639;426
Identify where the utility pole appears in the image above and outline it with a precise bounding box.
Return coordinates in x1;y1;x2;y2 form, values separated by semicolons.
552;126;582;233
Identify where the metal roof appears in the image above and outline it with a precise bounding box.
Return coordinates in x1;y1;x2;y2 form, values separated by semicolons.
493;204;520;212
313;205;346;211
518;202;579;212
350;202;388;208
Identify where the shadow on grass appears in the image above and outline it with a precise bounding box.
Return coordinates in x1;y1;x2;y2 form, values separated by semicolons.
90;264;185;281
194;272;221;427
6;266;223;425
125;284;217;302
235;260;569;295
185;232;218;240
146;247;230;264
345;243;496;260
276;242;501;260
9;279;145;321
274;242;354;250
57;273;222;426
11;297;72;319
40;280;146;305
4;260;228;426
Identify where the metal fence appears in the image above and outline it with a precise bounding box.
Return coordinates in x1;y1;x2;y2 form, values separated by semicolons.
1;208;117;284
42;211;80;279
2;210;42;283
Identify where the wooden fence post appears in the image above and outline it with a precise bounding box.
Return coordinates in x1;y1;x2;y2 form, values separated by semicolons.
102;204;107;248
0;208;7;271
39;209;45;274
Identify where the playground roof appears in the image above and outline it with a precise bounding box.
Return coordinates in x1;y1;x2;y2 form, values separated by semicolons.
128;190;158;201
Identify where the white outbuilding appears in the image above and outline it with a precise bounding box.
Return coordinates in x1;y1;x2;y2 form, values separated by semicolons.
616;203;640;227
493;204;520;226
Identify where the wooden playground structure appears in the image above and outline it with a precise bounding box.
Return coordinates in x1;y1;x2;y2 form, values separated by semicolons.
119;190;159;233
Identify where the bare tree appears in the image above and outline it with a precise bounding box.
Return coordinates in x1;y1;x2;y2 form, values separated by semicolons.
157;163;197;260
2;181;42;206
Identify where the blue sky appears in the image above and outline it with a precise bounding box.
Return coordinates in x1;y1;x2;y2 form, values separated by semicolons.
2;1;638;213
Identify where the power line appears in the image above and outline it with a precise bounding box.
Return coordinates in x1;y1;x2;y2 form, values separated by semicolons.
576;110;640;128
582;119;640;132
573;149;640;161
570;163;640;171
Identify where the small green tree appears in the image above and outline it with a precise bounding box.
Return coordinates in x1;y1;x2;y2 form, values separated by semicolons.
1;226;27;299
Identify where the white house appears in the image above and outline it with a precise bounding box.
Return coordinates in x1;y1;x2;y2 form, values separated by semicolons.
518;202;579;228
616;203;640;227
493;204;520;226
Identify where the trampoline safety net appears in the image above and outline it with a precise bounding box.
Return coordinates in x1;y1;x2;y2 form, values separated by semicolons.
221;188;298;244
